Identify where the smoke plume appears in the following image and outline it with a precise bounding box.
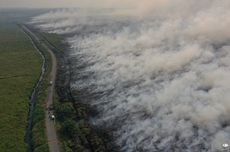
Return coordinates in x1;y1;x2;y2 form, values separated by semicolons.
32;1;230;151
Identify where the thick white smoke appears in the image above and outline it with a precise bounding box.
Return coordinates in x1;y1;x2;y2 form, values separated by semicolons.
32;1;230;151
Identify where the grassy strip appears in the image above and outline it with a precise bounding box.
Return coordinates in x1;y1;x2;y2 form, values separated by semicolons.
0;16;41;152
23;27;52;152
32;80;49;152
31;51;50;152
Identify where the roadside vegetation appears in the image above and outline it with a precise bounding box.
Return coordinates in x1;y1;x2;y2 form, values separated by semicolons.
31;43;51;152
54;101;107;152
41;32;107;152
0;14;42;152
22;24;54;152
41;33;68;51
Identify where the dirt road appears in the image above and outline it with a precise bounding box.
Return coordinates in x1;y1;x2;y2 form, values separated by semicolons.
44;42;60;152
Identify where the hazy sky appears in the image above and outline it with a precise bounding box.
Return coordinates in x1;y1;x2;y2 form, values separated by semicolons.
0;0;136;8
0;0;97;8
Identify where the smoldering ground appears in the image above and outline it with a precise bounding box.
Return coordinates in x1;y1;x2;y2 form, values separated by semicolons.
32;1;230;151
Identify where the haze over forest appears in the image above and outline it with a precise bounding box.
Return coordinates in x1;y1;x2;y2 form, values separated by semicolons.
2;0;230;151
29;0;230;151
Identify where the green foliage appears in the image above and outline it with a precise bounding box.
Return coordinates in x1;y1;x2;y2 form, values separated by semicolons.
54;101;107;152
55;102;75;122
0;16;42;152
31;32;51;152
60;119;79;139
32;80;49;152
33;144;49;152
41;32;67;51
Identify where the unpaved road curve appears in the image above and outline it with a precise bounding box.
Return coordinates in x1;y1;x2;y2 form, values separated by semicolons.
22;25;60;152
44;40;60;152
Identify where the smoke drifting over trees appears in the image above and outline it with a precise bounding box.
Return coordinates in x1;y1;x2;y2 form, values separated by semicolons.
32;1;230;151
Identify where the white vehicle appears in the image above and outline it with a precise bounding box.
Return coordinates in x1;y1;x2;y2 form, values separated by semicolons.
51;115;55;120
49;81;53;85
